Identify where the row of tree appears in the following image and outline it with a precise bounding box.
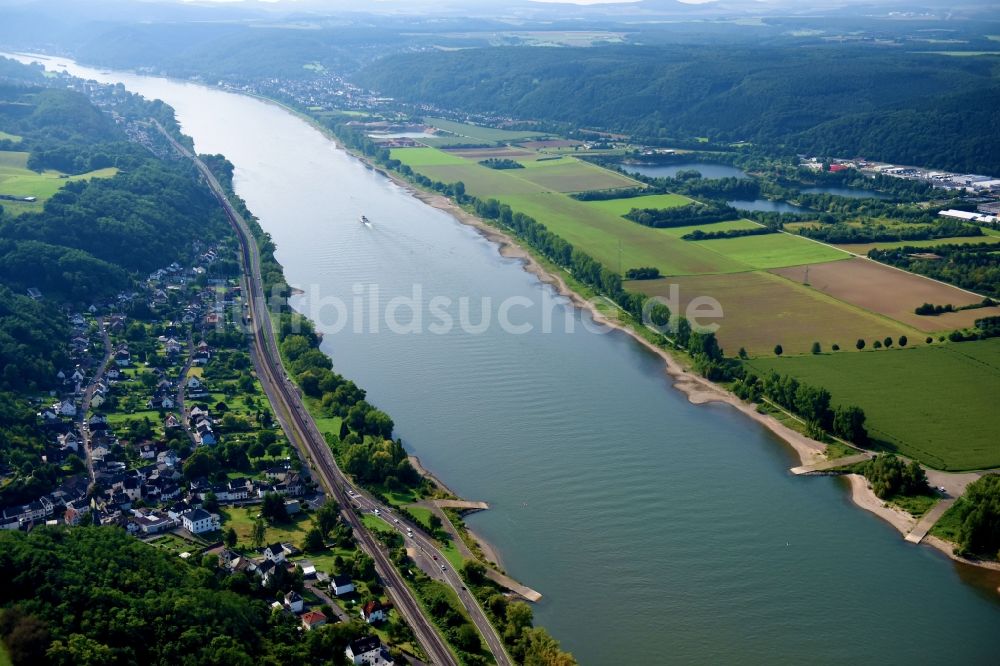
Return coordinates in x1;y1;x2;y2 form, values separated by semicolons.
732;371;868;444
799;219;982;245
624;201;738;229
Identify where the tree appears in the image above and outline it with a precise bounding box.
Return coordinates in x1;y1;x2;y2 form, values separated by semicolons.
247;440;265;459
832;405;868;445
224;527;237;548
883;336;893;348
856;338;866;350
315;500;341;536
203;491;219;513
461;560;487;586
251;516;267;549
811;341;821;354
453;624;481;653
428;514;443;534
261;492;289;523
303;527;326;553
899;335;908;347
873;340;882;349
773;344;783;356
831;344;840;351
925;336;933;344
738;347;748;359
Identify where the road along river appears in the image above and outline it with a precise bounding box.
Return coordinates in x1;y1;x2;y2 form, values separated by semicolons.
16;54;1000;664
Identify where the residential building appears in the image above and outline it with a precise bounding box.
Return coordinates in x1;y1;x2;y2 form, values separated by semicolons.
346;636;394;665
179;508;219;534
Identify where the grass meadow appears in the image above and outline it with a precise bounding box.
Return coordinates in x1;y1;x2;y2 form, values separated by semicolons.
747;338;1000;470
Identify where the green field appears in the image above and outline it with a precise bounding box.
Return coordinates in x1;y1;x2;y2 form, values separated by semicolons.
692;232;850;269
391;147;468;167
499;192;749;275
509;159;639;192
404;504;436;532
584;193;691;216
396;145;855;278
659;219;762;238
632;271;916;356
0;150;117;212
220;506;315;548
747;338;1000;470
0;130;21;143
424;117;546;143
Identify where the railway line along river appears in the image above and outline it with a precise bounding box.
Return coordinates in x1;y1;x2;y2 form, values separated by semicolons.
18;54;1000;664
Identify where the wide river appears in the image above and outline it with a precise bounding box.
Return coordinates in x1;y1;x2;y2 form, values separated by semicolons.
17;54;1000;664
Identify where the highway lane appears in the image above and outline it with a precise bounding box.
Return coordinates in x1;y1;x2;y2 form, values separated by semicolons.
153;121;478;665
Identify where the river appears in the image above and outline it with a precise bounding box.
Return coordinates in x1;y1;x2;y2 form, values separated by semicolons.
14;54;1000;664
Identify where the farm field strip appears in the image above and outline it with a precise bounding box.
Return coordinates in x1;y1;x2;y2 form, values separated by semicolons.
771;258;1000;332
583;193;691;216
630;270;917;356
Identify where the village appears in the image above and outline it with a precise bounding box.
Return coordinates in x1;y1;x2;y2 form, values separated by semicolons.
1;244;401;665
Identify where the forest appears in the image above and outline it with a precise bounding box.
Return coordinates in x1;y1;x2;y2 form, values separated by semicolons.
358;45;1000;174
0;526;368;665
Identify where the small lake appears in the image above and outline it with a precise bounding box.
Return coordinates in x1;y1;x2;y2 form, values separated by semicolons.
619;161;749;180
728;198;809;214
800;186;894;200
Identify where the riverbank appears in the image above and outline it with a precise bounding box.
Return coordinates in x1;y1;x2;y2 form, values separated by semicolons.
243;92;997;577
348;143;1000;574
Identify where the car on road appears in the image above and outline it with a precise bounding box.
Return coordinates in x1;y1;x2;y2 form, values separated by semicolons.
440;565;447;571
373;509;380;516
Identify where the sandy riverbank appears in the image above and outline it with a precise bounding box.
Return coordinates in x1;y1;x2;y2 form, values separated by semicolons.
845;474;917;534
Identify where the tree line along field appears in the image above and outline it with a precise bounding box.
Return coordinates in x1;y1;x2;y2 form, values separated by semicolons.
748;338;1000;471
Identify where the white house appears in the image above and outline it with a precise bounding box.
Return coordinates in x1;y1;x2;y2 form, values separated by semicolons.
331;574;355;597
346;636;394;665
360;600;389;624
179;508;219;534
56;399;77;417
284;590;304;614
263;543;286;563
